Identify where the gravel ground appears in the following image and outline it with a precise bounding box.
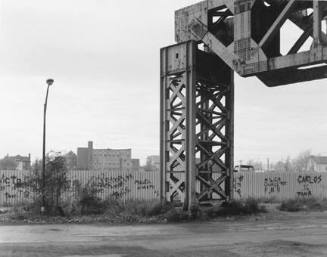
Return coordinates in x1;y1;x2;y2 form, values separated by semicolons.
1;208;327;256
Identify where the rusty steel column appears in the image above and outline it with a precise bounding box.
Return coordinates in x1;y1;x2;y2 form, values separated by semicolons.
160;41;234;210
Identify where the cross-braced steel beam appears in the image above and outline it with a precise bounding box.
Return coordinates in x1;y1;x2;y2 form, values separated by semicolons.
160;41;234;210
175;0;327;87
161;0;327;211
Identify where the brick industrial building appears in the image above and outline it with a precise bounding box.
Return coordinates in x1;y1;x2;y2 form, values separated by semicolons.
77;141;139;171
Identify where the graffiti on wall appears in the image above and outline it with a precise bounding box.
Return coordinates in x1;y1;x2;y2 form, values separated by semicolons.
296;175;322;197
264;177;287;195
81;174;133;199
135;178;159;197
233;173;326;199
0;171;160;206
233;175;244;198
0;173;30;201
68;173;159;199
135;179;155;190
3;171;326;206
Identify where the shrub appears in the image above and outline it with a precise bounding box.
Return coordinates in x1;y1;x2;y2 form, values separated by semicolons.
279;197;327;212
206;199;267;217
115;200;174;217
78;185;105;215
26;154;70;216
189;204;202;219
61;198;81;217
146;201;174;217
164;208;188;222
257;197;280;204
279;199;302;212
7;199;46;220
122;200;150;216
25;198;43;215
8;205;30;220
102;198;124;216
145;201;164;216
243;198;267;214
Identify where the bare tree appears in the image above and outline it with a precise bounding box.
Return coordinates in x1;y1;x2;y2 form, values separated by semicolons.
292;150;311;173
272;150;311;173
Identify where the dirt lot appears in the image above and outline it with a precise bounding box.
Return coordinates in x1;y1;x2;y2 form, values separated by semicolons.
0;210;327;257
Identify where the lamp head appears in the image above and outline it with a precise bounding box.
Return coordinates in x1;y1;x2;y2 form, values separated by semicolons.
46;79;54;86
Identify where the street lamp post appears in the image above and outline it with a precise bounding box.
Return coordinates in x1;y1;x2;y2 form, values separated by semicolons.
41;78;54;214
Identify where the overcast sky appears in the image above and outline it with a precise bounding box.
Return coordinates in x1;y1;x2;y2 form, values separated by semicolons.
0;0;326;165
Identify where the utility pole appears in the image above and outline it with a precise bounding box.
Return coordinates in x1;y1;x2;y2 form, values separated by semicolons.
41;78;54;214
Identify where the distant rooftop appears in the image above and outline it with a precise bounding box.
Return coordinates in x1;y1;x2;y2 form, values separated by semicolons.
78;141;131;151
6;154;30;162
311;156;327;165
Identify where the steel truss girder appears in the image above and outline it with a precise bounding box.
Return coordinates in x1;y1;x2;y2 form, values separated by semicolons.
175;0;327;87
160;41;234;210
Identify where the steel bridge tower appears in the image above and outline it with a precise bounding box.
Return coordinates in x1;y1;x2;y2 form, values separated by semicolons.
160;0;327;210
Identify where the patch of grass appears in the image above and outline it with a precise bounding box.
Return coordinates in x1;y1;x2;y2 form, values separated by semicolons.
257;197;280;204
101;199;174;218
279;199;301;212
76;184;175;218
9;208;26;220
279;197;327;212
3;197;269;224
3;199;175;224
206;198;267;218
164;199;267;222
147;201;175;216
7;204;31;221
122;200;160;217
164;208;189;222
